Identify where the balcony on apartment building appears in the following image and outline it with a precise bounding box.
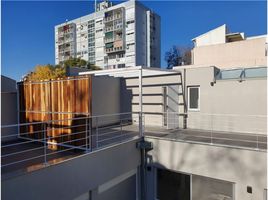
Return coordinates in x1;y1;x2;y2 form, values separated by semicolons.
104;8;124;23
105;31;124;53
57;35;75;46
58;23;75;34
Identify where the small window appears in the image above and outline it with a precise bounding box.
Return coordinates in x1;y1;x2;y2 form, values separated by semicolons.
188;86;200;111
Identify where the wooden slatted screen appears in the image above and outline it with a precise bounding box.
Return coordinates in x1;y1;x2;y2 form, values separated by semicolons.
18;76;92;150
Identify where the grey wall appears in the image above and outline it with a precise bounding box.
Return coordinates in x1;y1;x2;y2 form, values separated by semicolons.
135;3;148;67
1;92;18;142
145;137;267;200
177;66;267;134
149;13;161;68
92;76;121;126
1;75;17;93
93;174;137;200
2;138;141;200
1;75;18;142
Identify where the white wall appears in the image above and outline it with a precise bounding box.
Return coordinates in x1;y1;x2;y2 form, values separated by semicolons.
175;66;267;135
193;24;227;47
146;137;267;200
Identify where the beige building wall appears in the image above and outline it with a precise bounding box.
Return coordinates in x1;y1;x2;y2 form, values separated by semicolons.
192;36;267;68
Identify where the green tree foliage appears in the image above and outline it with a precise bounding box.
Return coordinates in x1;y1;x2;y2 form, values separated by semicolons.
87;63;102;71
165;46;192;69
61;57;102;70
61;58;87;68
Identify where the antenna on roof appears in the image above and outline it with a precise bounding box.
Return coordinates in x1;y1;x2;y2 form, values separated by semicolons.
95;0;97;12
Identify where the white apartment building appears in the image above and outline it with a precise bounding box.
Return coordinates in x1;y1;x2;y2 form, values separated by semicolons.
55;0;161;69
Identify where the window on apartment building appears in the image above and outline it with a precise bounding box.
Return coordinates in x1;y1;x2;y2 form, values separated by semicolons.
126;43;135;49
118;64;125;68
96;20;103;24
118;53;125;58
188;86;200;111
108;54;116;59
126;20;135;24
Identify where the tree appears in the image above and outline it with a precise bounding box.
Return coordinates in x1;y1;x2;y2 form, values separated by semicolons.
61;58;102;71
26;65;66;81
87;63;102;71
165;46;192;69
25;57;102;81
61;57;87;68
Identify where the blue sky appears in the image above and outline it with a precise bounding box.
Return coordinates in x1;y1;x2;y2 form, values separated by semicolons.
1;0;267;81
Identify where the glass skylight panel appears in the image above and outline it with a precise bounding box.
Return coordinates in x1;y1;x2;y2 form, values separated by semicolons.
219;69;243;79
244;67;267;78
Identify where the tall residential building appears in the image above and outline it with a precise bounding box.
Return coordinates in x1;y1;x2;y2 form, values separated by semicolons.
55;0;161;69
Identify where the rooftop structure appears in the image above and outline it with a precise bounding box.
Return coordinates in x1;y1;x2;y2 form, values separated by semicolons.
1;64;267;200
189;24;267;68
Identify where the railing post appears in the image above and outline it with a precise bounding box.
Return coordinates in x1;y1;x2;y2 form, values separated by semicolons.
96;116;99;149
139;112;143;137
143;114;145;133
256;135;259;150
120;118;123;135
43;123;48;166
210;114;213;144
85;116;89;152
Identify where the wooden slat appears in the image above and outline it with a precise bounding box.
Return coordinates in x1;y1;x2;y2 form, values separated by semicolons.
18;76;92;150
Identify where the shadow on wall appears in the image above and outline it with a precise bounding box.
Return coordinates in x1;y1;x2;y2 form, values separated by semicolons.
148;138;266;199
120;78;133;114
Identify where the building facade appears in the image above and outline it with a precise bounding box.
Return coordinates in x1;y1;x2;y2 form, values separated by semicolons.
55;0;161;69
190;24;267;68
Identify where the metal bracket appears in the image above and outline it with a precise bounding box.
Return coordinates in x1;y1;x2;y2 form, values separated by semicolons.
136;140;153;151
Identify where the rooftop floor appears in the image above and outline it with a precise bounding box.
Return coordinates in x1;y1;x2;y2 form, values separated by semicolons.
143;126;267;150
2;124;266;178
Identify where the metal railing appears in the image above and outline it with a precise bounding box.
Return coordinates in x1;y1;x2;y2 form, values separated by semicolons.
1;111;266;174
142;112;267;151
1;112;141;173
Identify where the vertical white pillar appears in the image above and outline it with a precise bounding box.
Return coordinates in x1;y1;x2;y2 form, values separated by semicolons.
146;11;151;67
139;66;143;137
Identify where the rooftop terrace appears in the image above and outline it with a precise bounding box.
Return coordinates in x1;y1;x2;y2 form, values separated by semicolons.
2;112;266;179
